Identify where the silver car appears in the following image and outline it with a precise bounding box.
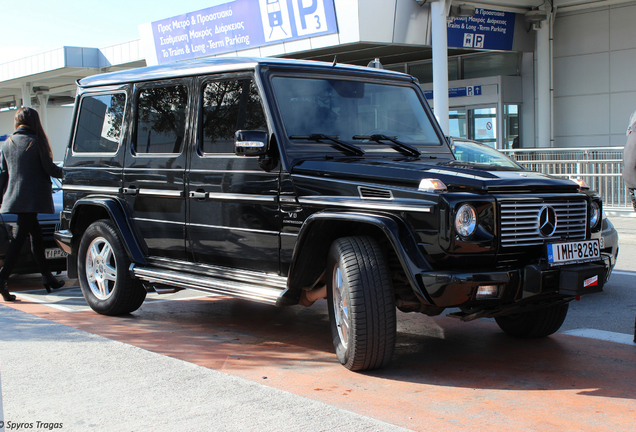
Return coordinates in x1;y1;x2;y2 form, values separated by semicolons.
450;137;618;281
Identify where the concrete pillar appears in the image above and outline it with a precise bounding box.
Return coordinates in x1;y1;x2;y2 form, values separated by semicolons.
21;82;32;108
536;16;552;148
430;0;450;135
36;93;50;132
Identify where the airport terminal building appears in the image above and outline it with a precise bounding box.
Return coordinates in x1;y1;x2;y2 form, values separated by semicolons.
0;0;635;161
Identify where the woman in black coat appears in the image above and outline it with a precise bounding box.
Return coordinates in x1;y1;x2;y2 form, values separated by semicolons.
0;107;64;301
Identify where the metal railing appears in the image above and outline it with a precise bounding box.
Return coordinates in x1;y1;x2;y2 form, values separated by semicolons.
500;147;628;210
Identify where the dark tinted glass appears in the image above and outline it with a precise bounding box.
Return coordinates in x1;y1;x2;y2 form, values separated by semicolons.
201;78;267;154
409;59;459;83
135;85;188;154
74;93;126;153
463;52;519;79
272;76;440;150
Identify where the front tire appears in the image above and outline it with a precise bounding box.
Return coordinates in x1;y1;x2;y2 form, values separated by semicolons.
327;236;396;371
495;303;569;338
78;219;146;315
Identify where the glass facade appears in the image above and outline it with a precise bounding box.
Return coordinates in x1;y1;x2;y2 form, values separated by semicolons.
385;52;522;149
398;52;520;84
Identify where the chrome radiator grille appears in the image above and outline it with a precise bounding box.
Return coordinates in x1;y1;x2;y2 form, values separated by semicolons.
500;200;587;247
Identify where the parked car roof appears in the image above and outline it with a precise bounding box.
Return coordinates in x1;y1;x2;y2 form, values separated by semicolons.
449;137;523;170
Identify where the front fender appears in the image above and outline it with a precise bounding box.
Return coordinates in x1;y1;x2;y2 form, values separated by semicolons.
284;211;432;303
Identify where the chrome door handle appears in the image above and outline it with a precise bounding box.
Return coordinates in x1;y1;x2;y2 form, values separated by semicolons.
122;187;138;195
189;191;208;199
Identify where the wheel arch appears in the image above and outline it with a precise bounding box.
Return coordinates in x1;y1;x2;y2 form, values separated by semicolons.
284;211;431;303
70;198;147;266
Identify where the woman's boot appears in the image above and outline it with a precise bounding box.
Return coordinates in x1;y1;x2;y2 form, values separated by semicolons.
0;279;16;302
43;274;65;293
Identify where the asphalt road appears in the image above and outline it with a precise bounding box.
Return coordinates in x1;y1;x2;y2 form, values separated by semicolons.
560;271;635;336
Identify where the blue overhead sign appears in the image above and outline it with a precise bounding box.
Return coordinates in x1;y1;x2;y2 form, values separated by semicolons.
152;0;338;64
447;8;516;51
424;85;482;100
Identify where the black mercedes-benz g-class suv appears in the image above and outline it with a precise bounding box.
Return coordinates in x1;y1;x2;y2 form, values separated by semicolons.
55;57;611;371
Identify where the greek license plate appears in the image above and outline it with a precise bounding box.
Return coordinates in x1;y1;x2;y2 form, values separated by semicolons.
45;248;67;259
546;239;601;265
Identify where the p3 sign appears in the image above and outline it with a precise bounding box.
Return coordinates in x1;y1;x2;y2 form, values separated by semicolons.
292;0;329;36
260;0;337;42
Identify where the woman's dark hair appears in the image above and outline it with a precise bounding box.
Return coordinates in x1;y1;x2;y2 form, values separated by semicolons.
13;107;53;157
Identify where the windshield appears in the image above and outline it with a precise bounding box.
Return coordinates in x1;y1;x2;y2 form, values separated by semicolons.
271;76;443;156
451;139;522;169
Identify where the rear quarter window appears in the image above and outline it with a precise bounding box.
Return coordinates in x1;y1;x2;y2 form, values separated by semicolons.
73;93;126;154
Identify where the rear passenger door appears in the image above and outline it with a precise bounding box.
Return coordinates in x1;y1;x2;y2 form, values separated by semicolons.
122;79;192;261
187;74;280;273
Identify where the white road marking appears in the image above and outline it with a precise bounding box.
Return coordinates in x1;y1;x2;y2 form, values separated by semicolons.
610;270;636;277
15;295;81;311
15;288;216;313
562;328;635;346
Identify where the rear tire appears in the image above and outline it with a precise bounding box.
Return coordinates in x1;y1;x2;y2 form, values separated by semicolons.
78;219;146;315
495;303;569;338
327;236;396;371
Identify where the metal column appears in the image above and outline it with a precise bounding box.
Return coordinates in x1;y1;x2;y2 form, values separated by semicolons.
536;13;552;148
430;0;450;135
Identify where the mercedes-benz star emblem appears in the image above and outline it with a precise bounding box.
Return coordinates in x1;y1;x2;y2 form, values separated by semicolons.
538;205;557;237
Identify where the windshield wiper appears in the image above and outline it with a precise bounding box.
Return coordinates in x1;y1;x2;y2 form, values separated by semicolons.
353;134;421;157
290;134;365;156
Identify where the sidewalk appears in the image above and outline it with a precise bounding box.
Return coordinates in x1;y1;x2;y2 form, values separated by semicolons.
0;306;410;432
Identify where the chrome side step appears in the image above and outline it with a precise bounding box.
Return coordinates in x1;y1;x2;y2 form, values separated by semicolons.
130;264;288;306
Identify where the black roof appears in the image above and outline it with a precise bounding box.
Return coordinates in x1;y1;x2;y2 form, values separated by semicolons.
78;56;410;88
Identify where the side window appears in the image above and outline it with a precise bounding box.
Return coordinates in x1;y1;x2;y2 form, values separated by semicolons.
73;93;126;153
135;84;188;154
201;78;267;154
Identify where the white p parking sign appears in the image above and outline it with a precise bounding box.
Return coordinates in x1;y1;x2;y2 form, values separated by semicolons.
292;0;329;36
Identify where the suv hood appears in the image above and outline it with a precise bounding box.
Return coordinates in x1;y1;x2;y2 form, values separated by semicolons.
291;158;581;193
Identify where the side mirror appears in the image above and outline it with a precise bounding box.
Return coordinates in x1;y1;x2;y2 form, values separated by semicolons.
235;130;268;156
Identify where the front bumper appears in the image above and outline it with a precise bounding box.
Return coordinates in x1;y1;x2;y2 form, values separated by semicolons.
419;261;606;308
54;229;78;278
54;229;73;254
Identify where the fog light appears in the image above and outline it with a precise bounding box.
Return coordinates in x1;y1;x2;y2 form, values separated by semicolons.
476;284;501;299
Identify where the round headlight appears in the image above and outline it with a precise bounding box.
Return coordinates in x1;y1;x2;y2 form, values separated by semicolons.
455;204;477;238
590;201;601;228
